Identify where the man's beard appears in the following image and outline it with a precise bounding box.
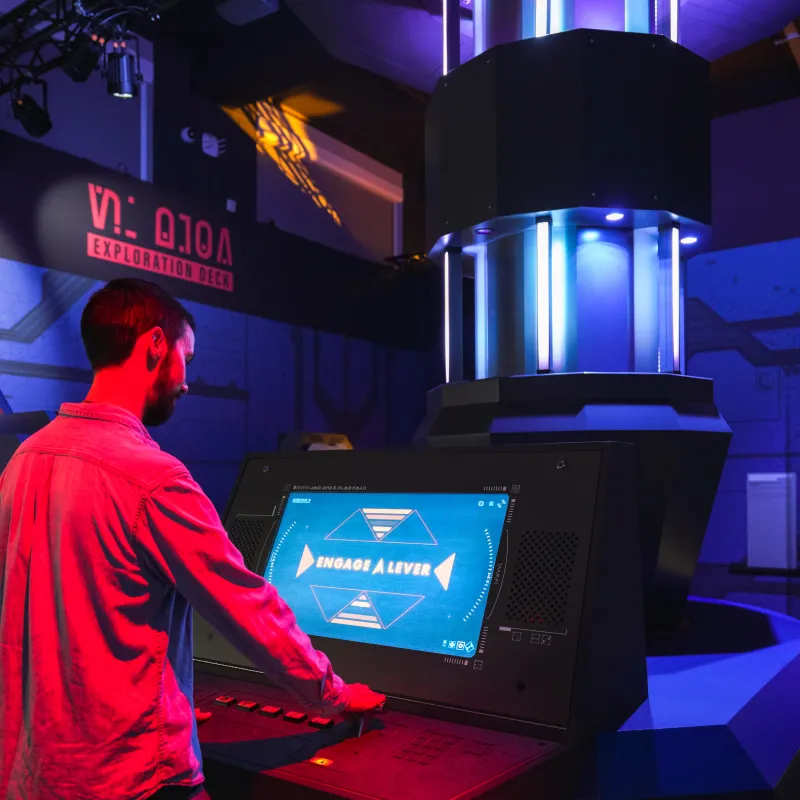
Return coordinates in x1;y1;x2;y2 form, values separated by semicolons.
143;360;179;427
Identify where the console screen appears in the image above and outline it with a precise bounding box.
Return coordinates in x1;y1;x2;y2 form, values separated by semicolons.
266;492;508;658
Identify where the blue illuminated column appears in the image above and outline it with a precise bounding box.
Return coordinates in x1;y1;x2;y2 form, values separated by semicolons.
550;225;578;373
469;222;552;378
657;224;683;374
652;0;680;41
443;0;461;74
422;1;722;639
443;247;464;383
535;218;553;373
472;0;679;44
442;0;462;383
433;0;700;382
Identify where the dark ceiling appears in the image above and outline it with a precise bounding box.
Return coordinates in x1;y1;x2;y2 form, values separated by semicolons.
152;0;800;165
150;1;428;176
147;0;800;254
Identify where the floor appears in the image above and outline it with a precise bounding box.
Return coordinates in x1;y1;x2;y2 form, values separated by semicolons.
691;562;800;619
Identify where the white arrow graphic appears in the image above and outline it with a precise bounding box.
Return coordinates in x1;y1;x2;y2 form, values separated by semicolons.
296;545;315;578
434;553;456;591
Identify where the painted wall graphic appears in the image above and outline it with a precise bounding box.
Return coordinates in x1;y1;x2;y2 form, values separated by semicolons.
686;237;800;564
0;259;430;512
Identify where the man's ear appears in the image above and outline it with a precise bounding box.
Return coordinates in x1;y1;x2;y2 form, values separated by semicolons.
145;326;167;371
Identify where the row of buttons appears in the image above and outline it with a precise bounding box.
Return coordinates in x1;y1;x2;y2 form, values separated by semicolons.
213;696;333;729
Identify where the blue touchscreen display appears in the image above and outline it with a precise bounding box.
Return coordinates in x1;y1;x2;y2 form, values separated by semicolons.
266;493;508;658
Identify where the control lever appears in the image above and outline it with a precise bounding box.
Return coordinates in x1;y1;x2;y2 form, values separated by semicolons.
356;701;386;738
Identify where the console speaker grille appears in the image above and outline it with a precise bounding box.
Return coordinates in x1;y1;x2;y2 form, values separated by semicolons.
227;516;268;572
505;530;579;629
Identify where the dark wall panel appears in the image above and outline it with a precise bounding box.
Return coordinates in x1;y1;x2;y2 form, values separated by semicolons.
710;96;800;254
153;44;257;222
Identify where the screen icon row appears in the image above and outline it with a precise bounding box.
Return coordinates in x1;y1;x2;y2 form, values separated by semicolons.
442;639;476;653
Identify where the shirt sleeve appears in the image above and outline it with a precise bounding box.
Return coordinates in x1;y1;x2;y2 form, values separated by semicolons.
134;468;350;716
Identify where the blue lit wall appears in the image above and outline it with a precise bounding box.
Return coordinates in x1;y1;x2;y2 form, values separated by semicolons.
576;229;632;372
0;259;430;513
686;237;800;564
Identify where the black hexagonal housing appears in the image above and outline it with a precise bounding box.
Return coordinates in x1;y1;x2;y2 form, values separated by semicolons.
426;29;710;248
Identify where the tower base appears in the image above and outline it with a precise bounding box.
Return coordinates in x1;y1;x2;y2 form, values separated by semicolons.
414;372;731;632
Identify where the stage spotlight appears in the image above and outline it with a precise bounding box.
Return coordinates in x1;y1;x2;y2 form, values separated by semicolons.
104;41;141;99
12;86;52;138
61;36;102;82
680;236;698;245
605;212;624;222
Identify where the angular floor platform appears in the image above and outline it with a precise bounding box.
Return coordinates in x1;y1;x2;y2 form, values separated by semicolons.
593;597;800;799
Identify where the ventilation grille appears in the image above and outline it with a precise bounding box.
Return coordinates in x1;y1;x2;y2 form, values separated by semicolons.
505;531;579;629
228;516;268;572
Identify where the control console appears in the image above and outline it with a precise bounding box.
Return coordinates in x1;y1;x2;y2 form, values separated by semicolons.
194;443;647;797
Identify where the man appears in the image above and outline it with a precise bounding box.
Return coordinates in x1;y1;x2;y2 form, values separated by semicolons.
0;278;384;800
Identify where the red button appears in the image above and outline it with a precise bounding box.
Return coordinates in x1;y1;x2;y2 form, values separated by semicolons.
284;711;308;724
309;716;334;729
236;700;258;713
258;705;283;717
213;696;236;707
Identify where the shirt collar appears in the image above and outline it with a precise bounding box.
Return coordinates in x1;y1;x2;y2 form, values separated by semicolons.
58;402;157;445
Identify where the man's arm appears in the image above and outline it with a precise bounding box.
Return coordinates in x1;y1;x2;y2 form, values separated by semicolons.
134;468;351;716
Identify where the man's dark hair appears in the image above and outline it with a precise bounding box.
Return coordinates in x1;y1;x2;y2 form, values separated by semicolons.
81;278;196;371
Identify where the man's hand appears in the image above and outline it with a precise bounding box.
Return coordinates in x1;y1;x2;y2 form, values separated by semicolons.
344;683;386;713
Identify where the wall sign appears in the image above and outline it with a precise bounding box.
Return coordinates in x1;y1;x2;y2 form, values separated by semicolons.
86;182;234;291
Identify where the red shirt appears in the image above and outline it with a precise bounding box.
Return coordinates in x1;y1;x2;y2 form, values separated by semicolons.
0;403;348;800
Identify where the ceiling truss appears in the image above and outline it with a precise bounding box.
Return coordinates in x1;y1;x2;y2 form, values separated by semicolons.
0;0;175;97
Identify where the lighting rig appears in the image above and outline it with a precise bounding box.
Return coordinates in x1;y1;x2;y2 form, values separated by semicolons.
0;0;172;137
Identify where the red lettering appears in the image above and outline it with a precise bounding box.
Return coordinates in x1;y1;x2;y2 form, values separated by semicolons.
179;213;192;256
216;228;233;267
86;233;233;292
88;183;121;234
195;220;213;260
155;207;175;249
